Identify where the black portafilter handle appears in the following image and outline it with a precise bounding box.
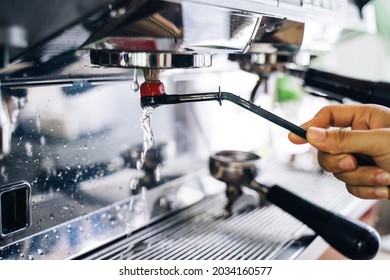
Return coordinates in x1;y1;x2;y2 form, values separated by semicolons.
254;182;380;260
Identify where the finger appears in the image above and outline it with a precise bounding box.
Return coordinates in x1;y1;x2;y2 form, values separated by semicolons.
346;185;390;200
306;127;390;159
288;131;307;144
303;104;389;130
317;152;357;173
333;166;390;186
288;105;375;144
288;104;371;145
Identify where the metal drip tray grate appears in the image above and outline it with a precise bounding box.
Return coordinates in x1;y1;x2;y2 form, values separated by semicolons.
80;161;373;260
81;192;315;260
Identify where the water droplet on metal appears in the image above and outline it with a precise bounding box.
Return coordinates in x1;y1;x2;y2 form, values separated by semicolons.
131;69;140;92
1;166;7;182
36;117;41;133
40;136;46;146
24;142;33;157
155;164;161;182
130;178;139;190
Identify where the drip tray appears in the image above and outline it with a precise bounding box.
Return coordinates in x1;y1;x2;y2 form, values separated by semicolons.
1;160;375;260
78;162;375;260
79;193;316;260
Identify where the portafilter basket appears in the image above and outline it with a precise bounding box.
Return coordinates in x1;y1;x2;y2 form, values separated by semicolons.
209;150;380;260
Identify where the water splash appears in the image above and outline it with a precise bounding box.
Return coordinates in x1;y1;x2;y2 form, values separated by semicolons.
122;186;148;259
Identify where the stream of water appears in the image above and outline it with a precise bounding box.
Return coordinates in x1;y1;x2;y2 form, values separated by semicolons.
137;106;155;171
122;106;156;258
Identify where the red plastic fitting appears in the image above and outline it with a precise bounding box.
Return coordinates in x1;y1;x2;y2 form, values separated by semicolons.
140;81;166;97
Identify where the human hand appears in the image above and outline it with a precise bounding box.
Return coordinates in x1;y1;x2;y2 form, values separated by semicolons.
288;104;390;199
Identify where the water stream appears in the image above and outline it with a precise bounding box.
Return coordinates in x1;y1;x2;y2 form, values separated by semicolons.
137;106;155;171
122;106;156;258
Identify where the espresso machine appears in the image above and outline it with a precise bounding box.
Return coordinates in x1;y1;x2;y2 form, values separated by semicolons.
0;0;384;260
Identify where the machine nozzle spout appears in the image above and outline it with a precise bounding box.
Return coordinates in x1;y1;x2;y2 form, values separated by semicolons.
140;69;166;99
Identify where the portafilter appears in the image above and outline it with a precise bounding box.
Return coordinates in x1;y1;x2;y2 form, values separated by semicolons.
209;150;380;260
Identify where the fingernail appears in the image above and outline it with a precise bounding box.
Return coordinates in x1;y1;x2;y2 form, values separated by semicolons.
338;157;356;170
307;127;326;143
374;187;389;199
375;171;390;185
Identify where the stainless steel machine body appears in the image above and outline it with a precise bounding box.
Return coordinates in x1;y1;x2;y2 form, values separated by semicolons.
0;0;380;260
